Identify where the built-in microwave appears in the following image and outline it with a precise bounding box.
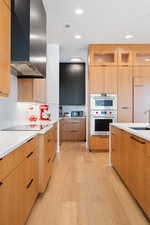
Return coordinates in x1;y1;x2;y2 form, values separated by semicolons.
90;94;117;110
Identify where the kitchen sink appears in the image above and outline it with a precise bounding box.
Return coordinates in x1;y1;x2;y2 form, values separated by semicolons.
129;127;150;130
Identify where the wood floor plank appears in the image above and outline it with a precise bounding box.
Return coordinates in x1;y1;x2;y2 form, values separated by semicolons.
26;142;150;225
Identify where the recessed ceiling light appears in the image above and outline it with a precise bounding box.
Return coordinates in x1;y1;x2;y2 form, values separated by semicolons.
70;57;82;62
125;34;134;39
74;34;82;39
75;8;84;15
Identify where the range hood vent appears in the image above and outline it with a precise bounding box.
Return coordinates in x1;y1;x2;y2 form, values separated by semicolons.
11;0;47;78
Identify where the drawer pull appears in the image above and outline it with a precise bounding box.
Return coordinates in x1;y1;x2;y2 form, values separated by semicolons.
48;139;51;143
130;136;146;145
121;107;129;109
0;181;3;186
48;157;51;163
0;158;3;161
112;133;115;136
26;179;34;189
26;151;34;159
27;138;33;143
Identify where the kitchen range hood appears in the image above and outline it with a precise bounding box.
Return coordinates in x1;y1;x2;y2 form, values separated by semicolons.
11;0;46;78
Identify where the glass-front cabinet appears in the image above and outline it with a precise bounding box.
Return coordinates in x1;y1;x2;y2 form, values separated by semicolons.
118;50;133;65
134;51;150;65
90;51;117;65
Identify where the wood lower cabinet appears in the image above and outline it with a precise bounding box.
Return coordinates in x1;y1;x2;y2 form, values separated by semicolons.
0;137;38;225
39;124;57;193
111;126;150;219
18;78;46;103
0;0;10;97
89;136;109;151
117;66;133;122
60;118;86;142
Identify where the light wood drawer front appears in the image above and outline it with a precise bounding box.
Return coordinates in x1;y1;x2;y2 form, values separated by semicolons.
61;130;80;141
0;137;37;181
89;136;109;151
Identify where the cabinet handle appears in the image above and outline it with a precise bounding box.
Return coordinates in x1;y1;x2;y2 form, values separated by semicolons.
26;179;34;189
0;181;3;186
48;139;51;143
112;148;115;151
130;136;146;145
48;157;51;163
121;107;129;109
112;133;115;136
27;138;33;143
0;158;3;161
26;151;34;159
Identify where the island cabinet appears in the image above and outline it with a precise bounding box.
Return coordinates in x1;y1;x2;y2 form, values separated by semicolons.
111;126;150;219
0;0;11;97
0;137;38;225
39;124;57;193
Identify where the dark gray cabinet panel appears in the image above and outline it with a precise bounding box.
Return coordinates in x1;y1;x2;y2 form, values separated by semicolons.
59;63;85;105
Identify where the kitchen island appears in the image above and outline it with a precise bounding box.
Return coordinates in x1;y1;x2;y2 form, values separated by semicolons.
110;123;150;220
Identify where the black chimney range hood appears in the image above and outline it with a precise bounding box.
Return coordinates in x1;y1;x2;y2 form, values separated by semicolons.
11;0;47;78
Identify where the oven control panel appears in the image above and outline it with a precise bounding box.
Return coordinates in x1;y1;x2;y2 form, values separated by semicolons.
91;110;117;116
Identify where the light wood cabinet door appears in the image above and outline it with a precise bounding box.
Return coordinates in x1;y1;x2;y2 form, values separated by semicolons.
89;66;105;93
111;126;121;171
128;135;146;207
89;136;109;151
18;78;46;103
18;79;33;102
3;0;11;8
118;66;133;122
133;51;150;65
33;79;46;103
89;66;117;94
133;66;150;77
0;0;10;96
103;66;117;94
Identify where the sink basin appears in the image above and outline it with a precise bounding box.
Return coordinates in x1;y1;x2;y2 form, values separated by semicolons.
130;127;150;130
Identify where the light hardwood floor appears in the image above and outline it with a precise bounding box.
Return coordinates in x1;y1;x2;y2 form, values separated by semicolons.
26;142;150;225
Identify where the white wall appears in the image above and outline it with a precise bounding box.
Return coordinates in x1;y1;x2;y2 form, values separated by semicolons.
46;44;60;121
0;71;18;128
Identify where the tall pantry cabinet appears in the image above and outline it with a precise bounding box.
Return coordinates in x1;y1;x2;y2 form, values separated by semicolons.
0;0;11;97
88;44;150;151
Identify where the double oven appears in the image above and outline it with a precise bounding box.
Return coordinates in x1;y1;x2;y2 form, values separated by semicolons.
90;94;117;136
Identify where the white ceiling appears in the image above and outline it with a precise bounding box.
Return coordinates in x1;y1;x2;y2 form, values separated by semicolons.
44;0;150;62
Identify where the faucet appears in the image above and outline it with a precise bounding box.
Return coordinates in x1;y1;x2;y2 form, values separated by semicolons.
144;109;150;126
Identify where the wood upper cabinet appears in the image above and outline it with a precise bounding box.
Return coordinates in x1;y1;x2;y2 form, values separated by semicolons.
117;66;133;122
89;66;117;94
103;66;117;94
133;51;150;65
18;78;46;103
33;79;46;103
133;66;150;77
89;46;117;65
0;0;10;97
118;50;133;65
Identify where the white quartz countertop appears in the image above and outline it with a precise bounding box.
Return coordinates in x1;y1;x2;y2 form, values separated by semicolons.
0;119;58;159
111;123;150;141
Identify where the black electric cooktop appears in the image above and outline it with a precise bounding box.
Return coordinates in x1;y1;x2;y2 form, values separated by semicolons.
3;124;48;131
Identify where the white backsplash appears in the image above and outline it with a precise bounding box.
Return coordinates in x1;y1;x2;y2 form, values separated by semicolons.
62;105;86;116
